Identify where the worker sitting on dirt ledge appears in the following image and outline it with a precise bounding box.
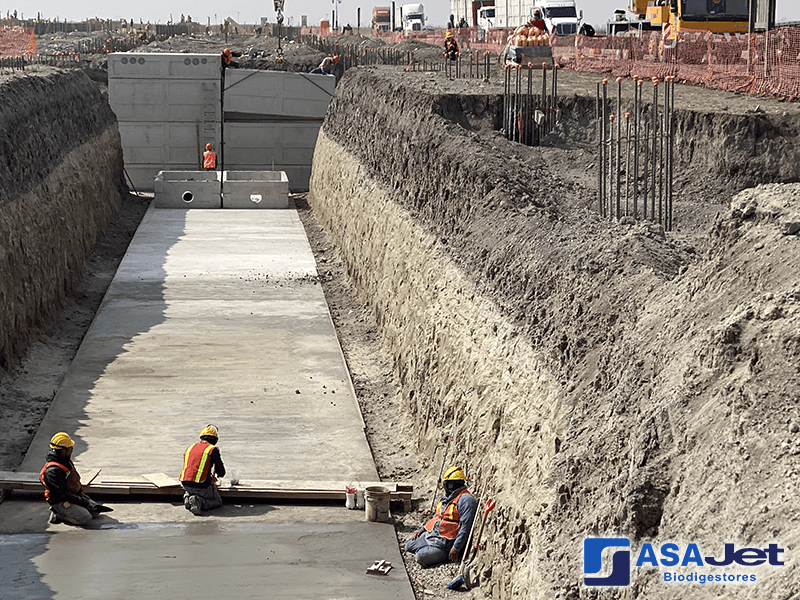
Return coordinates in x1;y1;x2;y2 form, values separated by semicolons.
40;432;112;526
443;31;459;61
180;424;226;516
405;466;477;566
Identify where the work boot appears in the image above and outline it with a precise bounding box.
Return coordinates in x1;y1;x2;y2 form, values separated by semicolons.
187;496;203;516
48;510;62;524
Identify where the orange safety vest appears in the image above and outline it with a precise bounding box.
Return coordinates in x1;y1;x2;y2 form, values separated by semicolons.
180;441;216;483
203;151;217;169
39;461;70;501
424;488;471;540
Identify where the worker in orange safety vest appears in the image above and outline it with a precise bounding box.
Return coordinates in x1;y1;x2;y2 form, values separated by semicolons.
40;432;112;526
203;143;217;170
405;466;477;566
180;425;226;515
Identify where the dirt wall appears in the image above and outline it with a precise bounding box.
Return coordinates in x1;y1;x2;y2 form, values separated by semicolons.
309;66;799;599
0;68;123;369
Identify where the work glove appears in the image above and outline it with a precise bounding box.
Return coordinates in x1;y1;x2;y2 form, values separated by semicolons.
449;546;461;562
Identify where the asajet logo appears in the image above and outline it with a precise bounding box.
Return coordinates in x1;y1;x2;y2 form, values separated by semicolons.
583;538;786;587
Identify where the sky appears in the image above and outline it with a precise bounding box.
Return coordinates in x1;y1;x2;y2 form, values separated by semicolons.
3;0;799;29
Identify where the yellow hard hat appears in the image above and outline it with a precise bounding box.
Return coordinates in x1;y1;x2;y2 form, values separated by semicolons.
200;424;219;438
446;30;453;37
443;466;466;481
50;432;75;450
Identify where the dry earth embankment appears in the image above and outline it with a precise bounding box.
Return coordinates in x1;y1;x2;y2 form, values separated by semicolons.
309;66;800;599
0;68;124;369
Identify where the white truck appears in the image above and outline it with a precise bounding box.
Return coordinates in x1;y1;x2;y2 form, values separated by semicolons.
400;3;425;32
531;0;582;35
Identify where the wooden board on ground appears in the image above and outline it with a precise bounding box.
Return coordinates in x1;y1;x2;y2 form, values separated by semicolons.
0;471;412;508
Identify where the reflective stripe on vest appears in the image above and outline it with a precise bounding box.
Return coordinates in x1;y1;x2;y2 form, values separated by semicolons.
180;441;216;483
203;151;217;169
39;461;70;501
424;488;470;540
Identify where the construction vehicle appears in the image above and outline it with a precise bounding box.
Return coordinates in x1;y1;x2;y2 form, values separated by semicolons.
626;0;749;36
372;6;391;32
399;3;425;32
531;0;582;35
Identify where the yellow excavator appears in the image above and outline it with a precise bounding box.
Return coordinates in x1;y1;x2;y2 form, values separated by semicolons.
629;0;749;36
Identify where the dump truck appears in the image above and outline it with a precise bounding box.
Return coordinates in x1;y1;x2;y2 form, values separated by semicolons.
372;6;391;32
627;0;749;36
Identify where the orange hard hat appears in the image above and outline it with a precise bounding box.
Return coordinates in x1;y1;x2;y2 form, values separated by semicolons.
223;48;232;56
205;143;213;150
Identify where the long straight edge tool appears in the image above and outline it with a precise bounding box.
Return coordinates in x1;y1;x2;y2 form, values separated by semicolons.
447;497;497;590
427;418;457;513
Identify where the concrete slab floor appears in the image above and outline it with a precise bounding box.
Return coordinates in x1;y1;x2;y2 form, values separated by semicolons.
0;206;412;600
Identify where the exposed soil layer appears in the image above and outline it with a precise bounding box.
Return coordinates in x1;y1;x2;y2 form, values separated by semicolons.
0;67;125;370
1;44;800;600
309;66;800;599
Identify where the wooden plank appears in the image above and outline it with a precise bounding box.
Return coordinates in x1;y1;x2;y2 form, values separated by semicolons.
142;473;181;488
0;472;413;502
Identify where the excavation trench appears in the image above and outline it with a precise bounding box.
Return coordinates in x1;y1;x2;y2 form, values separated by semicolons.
309;66;800;598
1;64;799;599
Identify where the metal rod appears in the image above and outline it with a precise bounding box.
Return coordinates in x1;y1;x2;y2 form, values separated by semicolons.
597;82;603;215
634;78;641;217
652;79;658;224
669;76;675;231
616;77;622;219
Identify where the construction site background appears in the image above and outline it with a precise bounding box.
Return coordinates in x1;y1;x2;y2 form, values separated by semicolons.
302;24;800;101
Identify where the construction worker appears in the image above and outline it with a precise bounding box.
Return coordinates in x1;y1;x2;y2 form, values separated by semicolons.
310;54;336;75
530;9;547;32
405;466;477;567
40;432;110;526
203;143;217;170
222;47;238;69
443;31;459;61
180;425;226;516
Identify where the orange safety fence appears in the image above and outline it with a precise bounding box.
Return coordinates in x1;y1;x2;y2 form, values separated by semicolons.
554;26;800;101
0;26;36;56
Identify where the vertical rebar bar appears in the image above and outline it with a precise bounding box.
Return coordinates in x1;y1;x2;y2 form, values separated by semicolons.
651;79;658;222
542;64;548;137
601;79;608;217
668;76;675;231
526;64;533;146
597;82;603;216
616;77;622;219
634;79;641;217
625;112;631;216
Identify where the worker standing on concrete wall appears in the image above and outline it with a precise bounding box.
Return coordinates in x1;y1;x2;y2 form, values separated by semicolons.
40;432;110;526
203;143;217;170
180;425;226;516
405;466;477;566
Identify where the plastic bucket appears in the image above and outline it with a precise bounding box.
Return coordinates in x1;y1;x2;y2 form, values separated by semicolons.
365;486;390;522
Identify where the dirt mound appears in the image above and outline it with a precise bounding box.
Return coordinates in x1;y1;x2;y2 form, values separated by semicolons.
310;65;800;598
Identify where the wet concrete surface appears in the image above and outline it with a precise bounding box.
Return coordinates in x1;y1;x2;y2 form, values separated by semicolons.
0;206;413;599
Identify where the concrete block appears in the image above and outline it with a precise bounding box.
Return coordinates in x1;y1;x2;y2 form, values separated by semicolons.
224;69;334;119
109;79;220;123
108;53;221;80
222;171;289;209
118;122;220;171
154;171;221;208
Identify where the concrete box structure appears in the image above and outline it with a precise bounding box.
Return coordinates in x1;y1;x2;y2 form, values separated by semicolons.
154;171;221;208
222;171;289;209
223;70;334;193
109;53;222;192
109;54;333;193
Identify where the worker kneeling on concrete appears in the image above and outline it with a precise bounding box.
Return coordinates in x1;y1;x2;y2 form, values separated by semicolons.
405;466;477;567
40;432;111;526
180;425;226;516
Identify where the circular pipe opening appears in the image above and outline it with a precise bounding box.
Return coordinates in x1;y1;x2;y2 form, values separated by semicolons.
182;191;194;203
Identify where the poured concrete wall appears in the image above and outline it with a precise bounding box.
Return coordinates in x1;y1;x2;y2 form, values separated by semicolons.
0;68;123;369
109;53;221;191
109;55;334;192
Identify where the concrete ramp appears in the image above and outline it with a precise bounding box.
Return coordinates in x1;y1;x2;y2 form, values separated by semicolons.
0;206;412;600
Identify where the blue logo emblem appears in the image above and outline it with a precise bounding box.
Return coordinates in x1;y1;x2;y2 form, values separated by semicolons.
584;538;631;587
